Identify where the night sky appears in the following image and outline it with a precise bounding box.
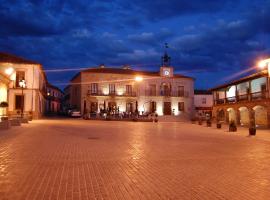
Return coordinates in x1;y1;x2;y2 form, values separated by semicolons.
0;0;269;89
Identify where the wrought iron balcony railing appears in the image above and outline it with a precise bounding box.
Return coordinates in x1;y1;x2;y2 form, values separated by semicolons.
87;90;137;97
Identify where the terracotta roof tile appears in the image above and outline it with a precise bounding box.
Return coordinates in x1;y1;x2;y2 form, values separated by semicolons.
79;67;193;79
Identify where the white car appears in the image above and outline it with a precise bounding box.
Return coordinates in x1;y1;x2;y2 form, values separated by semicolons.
70;111;81;118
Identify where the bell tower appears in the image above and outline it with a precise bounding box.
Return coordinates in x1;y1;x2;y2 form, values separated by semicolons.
160;43;174;77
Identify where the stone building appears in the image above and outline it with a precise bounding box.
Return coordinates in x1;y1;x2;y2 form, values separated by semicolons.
0;68;10;118
0;52;47;119
194;90;213;118
68;54;195;119
46;83;64;115
211;70;270;128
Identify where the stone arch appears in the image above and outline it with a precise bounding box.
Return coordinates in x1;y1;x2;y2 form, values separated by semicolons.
253;105;268;127
238;107;250;126
227;108;236;123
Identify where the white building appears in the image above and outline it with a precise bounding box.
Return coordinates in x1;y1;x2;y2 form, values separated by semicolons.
0;69;10;118
0;52;47;119
46;83;64;115
68;53;195;119
194;90;213;118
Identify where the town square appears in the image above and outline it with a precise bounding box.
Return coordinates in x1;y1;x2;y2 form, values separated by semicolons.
0;0;270;199
0;119;270;199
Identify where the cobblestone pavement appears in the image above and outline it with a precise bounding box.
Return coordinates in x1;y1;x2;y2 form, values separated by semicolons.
0;119;270;200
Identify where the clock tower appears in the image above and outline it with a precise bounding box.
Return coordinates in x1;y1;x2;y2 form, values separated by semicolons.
160;43;174;77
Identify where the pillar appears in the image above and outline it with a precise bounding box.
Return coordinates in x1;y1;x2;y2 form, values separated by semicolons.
236;109;241;125
267;109;270;128
248;108;255;127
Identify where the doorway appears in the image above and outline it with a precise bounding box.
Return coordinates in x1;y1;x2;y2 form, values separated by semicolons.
163;102;171;115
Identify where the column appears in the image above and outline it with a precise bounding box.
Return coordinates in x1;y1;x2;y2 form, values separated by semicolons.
248;81;251;101
236;109;241;125
224;89;227;104
248;108;255;127
267;109;270;128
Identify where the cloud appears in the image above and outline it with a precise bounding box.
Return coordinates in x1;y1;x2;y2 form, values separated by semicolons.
0;0;270;89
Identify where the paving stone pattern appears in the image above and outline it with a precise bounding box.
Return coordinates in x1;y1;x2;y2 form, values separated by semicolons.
0;119;270;199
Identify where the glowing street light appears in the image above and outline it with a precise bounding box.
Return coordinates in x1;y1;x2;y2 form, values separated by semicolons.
258;58;270;77
5;67;14;76
135;76;143;82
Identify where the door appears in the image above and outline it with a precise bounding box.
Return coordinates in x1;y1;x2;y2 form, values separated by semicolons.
163;102;171;115
126;103;133;113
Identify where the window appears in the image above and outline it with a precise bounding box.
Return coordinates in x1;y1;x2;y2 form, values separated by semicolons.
178;86;184;97
15;95;24;110
149;84;156;96
16;71;25;88
109;84;115;94
126;85;132;95
178;102;184;111
90;83;98;94
202;98;207;104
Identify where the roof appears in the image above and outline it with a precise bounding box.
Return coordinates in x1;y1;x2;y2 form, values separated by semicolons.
47;83;64;94
70;67;194;82
194;90;212;95
0;52;40;65
210;70;268;91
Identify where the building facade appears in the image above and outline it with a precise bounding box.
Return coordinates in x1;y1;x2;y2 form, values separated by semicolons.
0;69;10;117
211;70;270;128
68;64;195;119
46;83;64;115
194;90;213;118
0;52;47;119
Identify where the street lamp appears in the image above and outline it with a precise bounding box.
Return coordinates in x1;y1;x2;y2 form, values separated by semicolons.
135;76;143;82
258;58;270;77
4;67;14;76
19;79;26;118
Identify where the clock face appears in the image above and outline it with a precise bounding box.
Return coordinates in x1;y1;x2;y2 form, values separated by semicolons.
164;69;170;76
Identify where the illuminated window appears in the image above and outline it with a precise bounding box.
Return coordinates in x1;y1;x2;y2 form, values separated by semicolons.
90;83;98;94
109;84;115;94
126;85;132;95
16;71;25;88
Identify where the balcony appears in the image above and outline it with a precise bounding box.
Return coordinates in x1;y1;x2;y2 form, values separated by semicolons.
87;90;137;97
145;90;189;97
215;91;269;105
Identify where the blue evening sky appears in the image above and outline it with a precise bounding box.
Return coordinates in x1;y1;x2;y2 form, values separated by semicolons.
0;0;269;89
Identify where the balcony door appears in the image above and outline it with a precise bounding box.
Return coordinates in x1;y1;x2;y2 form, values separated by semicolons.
161;83;171;96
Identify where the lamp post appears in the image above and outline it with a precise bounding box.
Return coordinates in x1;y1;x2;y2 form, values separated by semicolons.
134;76;143;114
258;58;270;77
19;79;26;118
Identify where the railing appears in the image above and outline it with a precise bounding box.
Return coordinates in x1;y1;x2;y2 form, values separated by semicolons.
145;90;189;97
215;91;269;105
87;90;137;97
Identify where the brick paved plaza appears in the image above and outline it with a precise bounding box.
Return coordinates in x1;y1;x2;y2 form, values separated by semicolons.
0;119;270;200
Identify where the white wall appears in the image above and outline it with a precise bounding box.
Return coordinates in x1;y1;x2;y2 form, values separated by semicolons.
194;94;213;108
1;63;47;117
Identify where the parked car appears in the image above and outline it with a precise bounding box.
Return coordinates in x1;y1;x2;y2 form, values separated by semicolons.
70;110;81;118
